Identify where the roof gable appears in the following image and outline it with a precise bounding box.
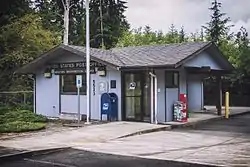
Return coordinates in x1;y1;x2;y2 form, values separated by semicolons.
184;51;223;70
177;43;234;71
17;44;123;73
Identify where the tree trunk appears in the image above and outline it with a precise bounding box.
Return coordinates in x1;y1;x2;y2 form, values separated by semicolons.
63;8;69;45
62;0;71;45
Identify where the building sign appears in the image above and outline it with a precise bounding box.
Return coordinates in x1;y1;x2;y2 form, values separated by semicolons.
76;75;82;88
54;69;96;75
48;61;106;75
93;80;96;96
129;82;136;90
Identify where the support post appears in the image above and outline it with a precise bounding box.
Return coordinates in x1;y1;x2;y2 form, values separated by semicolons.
225;92;229;119
154;75;158;124
216;76;222;116
150;75;154;124
85;0;90;124
77;87;80;126
149;72;158;124
23;93;27;104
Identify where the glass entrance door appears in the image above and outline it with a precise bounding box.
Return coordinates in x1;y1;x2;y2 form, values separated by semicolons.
124;72;151;122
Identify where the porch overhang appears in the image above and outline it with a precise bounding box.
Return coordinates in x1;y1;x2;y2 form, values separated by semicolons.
185;66;232;75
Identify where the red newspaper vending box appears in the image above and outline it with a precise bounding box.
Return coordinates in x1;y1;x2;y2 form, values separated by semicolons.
179;94;188;122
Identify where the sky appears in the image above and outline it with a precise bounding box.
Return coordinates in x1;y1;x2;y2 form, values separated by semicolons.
125;0;250;35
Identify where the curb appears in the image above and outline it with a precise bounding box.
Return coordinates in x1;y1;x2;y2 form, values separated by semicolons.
0;147;70;163
114;111;250;139
229;110;250;118
170;116;224;129
171;110;250;129
115;126;171;139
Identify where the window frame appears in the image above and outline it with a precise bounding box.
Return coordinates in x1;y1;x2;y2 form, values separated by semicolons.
165;71;179;88
60;74;87;95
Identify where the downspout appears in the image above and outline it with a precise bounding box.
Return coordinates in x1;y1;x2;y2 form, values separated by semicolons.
149;72;158;124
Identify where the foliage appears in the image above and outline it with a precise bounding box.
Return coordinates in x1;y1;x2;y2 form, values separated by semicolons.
0;121;46;133
0;14;61;91
34;0;129;48
16;103;34;111
34;0;63;33
0;108;47;133
0;110;47;124
87;0;129;49
117;25;188;47
235;27;250;70
220;27;250;83
167;24;179;43
0;106;13;115
0;0;32;27
203;0;233;45
179;26;186;43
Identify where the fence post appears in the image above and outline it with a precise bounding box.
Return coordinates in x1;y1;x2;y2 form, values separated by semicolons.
23;93;27;104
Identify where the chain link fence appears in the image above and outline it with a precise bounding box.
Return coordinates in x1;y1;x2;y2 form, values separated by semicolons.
0;91;33;110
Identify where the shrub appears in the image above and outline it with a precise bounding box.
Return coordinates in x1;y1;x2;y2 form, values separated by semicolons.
0;110;47;123
0;108;47;133
16;103;33;111
15;110;47;123
0;121;46;133
0;106;13;115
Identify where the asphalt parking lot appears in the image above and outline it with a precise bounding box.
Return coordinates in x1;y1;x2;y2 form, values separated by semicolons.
0;147;23;157
2;113;250;167
1;148;214;167
187;112;250;135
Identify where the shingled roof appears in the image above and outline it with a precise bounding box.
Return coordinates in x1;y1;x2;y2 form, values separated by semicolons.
110;41;212;68
17;41;233;73
65;41;212;68
64;45;125;67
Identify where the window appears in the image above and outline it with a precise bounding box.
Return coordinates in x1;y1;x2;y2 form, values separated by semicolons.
60;74;86;95
165;72;179;88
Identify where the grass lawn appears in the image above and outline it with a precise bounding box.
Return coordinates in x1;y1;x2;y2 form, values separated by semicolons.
0;106;47;133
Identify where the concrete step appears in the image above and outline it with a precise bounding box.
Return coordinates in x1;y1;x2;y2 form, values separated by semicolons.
59;113;86;121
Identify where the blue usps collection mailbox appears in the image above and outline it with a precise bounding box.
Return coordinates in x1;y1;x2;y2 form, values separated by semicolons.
101;93;118;121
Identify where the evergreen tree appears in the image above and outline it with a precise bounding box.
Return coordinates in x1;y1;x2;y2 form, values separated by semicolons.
179;26;185;43
0;0;32;27
35;0;129;48
88;0;129;49
235;27;250;75
200;28;204;41
167;24;178;43
34;0;63;33
190;31;199;42
203;0;232;45
69;0;85;45
144;25;152;34
236;27;249;50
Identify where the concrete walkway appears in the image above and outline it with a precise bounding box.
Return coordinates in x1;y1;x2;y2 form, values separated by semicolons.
75;113;250;167
0;122;169;151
